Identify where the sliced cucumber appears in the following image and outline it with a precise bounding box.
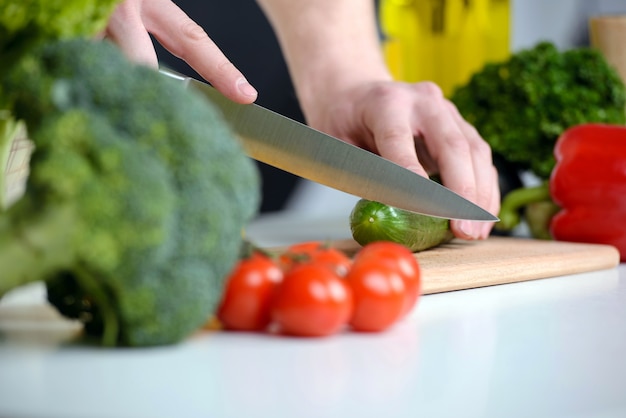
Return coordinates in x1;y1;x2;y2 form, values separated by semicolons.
349;199;454;252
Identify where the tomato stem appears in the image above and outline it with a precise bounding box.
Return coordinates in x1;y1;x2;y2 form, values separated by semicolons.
238;239;273;260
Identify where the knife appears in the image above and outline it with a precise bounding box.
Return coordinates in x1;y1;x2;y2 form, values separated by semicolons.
161;69;497;221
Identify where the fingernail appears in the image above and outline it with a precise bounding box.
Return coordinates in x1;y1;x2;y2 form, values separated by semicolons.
237;77;257;97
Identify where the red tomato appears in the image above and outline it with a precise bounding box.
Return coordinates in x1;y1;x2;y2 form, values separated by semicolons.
279;241;352;276
278;241;323;272
309;247;353;277
345;260;407;332
217;252;283;331
271;263;353;337
354;242;421;317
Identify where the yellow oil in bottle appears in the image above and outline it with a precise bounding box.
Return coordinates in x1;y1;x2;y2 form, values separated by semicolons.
380;0;510;97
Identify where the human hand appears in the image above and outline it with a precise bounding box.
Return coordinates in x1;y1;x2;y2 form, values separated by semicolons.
301;80;500;240
103;0;258;104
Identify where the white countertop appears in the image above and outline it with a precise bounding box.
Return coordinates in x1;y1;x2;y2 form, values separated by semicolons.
1;213;625;418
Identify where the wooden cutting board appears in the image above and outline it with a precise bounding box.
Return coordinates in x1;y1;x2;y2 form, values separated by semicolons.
292;237;621;295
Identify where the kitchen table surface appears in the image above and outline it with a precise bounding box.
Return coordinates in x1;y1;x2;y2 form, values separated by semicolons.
1;212;626;418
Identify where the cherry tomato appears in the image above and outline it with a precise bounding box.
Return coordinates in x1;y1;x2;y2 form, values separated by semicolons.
345;259;406;332
279;241;352;276
354;242;421;317
309;247;352;276
278;241;323;272
271;262;353;337
217;252;283;331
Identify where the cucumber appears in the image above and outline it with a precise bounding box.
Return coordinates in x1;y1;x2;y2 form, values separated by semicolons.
349;199;454;252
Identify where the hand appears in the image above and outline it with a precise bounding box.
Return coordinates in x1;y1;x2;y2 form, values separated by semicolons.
301;80;500;240
256;0;499;240
103;0;258;104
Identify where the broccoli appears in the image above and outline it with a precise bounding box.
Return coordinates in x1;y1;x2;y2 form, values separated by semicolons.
0;39;261;347
451;41;626;180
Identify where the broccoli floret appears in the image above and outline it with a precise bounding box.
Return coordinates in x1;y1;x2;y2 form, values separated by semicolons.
0;0;120;77
451;41;626;179
0;39;261;347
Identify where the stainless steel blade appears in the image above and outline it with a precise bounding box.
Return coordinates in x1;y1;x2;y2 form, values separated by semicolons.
161;70;497;221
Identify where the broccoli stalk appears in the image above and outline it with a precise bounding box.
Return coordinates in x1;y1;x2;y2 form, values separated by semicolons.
0;200;122;346
0;202;75;295
0;39;261;347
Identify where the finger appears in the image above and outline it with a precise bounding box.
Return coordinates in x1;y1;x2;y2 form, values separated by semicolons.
105;1;159;67
409;85;481;239
364;89;429;178
447;103;500;239
465;135;499;239
463;157;499;239
442;136;493;239
448;133;499;239
142;0;257;104
482;165;501;238
365;84;491;240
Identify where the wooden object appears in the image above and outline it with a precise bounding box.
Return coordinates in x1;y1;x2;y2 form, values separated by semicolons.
304;237;621;294
589;15;626;114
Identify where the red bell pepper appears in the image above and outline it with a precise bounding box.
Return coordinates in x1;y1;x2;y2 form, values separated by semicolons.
549;123;626;261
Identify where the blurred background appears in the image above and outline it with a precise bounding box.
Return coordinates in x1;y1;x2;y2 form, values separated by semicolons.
155;0;626;218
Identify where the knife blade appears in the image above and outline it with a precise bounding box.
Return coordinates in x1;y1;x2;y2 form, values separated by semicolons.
161;69;497;221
